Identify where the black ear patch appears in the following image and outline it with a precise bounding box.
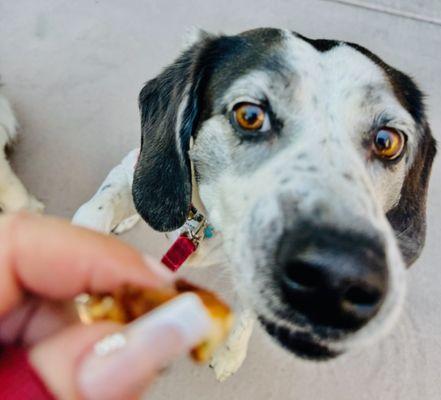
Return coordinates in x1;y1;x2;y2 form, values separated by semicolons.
132;32;256;232
132;42;209;232
387;125;437;265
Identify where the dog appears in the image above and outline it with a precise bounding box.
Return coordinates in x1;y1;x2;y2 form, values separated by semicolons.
0;92;44;214
73;28;437;381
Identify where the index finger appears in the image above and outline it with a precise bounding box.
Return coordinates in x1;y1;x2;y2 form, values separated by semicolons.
0;212;172;317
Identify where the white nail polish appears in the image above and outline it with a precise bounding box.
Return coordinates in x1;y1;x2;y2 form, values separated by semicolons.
78;293;212;400
135;293;212;349
93;333;127;356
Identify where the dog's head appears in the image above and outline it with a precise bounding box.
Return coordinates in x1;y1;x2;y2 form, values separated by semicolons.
133;28;436;360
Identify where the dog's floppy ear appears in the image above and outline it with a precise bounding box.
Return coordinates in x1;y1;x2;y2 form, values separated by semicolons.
132;35;212;232
387;125;437;266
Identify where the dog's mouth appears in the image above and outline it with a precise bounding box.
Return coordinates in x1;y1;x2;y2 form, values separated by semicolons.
258;316;341;360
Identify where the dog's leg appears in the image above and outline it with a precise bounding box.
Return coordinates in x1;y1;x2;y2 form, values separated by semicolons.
209;308;255;381
72;148;140;234
0;95;44;213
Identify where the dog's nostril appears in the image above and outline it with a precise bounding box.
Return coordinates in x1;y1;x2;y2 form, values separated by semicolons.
343;285;381;307
283;261;323;291
340;284;383;321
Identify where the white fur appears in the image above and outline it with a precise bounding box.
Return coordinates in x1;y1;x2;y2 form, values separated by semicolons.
209;308;255;381
175;86;191;165
182;26;206;49
0;94;44;213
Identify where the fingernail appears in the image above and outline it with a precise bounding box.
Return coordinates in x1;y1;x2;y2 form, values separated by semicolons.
78;293;211;400
143;254;175;283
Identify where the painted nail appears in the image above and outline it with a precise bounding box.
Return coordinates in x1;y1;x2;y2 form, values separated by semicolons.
78;293;212;400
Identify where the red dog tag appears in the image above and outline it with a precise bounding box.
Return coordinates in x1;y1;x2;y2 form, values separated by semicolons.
161;235;197;272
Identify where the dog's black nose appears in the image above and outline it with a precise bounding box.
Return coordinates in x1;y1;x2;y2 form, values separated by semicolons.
277;227;388;330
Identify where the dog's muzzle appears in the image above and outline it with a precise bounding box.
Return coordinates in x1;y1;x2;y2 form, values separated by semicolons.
256;221;390;360
225;151;406;360
276;224;388;331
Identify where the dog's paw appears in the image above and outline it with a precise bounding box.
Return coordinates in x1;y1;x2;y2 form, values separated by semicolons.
209;342;248;382
0;192;44;214
72;202;114;233
73;200;139;235
24;195;45;213
112;214;140;234
0;94;18;142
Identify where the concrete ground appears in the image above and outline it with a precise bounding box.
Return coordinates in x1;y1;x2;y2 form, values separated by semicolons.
1;0;440;399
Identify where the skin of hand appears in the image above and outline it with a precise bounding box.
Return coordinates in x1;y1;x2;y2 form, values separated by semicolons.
0;212;212;400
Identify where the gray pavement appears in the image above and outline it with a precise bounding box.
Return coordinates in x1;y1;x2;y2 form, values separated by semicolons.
1;1;440;399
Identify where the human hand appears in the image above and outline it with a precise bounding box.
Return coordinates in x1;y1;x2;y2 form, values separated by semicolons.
0;212;211;400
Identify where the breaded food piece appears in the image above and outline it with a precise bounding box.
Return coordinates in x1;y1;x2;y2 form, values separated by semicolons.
75;279;233;363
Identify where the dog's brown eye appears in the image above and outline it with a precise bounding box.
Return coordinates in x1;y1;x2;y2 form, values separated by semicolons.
233;103;267;131
373;128;405;160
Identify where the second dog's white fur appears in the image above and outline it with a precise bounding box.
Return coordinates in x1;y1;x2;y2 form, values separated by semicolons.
0;94;43;214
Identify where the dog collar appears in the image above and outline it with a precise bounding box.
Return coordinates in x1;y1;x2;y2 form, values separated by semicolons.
134;154;213;271
161;205;214;271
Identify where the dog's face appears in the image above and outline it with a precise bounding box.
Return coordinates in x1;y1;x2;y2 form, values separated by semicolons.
133;29;436;360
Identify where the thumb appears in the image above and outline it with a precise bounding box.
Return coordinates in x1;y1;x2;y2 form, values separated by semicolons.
29;294;212;400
